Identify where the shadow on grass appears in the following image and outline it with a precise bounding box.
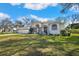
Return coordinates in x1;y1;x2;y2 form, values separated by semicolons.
0;36;79;56
65;36;79;41
66;48;79;56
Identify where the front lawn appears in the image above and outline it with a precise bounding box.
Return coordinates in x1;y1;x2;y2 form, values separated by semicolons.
0;34;79;56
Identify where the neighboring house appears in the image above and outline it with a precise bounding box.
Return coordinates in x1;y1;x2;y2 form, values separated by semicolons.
0;26;14;33
15;25;30;34
16;20;65;34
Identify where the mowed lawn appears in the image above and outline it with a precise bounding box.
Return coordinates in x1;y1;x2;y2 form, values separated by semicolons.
0;34;79;56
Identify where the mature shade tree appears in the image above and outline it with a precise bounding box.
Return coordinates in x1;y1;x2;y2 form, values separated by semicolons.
55;16;67;23
22;17;31;25
0;13;14;32
16;16;31;27
15;20;24;28
60;3;79;23
60;3;79;13
67;14;79;24
59;3;79;30
0;18;14;32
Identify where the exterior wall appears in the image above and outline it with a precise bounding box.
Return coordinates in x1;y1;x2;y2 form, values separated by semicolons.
16;27;30;34
59;23;65;30
17;30;29;34
32;22;63;34
48;23;60;34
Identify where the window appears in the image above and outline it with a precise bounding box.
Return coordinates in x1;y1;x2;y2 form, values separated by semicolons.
52;24;57;30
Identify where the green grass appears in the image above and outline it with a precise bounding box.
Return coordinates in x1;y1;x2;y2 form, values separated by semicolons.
70;29;79;34
0;34;79;56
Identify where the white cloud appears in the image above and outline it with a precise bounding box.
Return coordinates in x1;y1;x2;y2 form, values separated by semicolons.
0;13;14;22
24;3;58;10
30;14;55;22
50;3;58;6
24;3;48;10
10;3;58;10
0;13;10;19
30;14;39;19
10;3;21;6
16;14;56;24
17;14;46;22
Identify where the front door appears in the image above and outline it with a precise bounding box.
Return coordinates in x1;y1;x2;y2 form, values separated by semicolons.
44;26;48;35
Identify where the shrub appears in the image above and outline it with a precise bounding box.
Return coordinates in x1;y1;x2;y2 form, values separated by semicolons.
60;30;66;36
60;30;71;36
29;28;34;34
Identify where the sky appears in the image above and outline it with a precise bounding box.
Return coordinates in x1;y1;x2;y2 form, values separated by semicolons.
0;3;78;22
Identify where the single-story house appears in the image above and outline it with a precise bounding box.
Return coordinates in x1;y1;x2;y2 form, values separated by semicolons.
31;20;65;35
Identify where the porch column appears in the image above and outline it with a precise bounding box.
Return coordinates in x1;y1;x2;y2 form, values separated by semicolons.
41;22;44;34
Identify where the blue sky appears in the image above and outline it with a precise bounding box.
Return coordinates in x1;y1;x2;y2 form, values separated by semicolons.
0;3;78;21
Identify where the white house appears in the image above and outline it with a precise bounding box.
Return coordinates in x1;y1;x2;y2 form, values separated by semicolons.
31;20;65;35
16;20;65;35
